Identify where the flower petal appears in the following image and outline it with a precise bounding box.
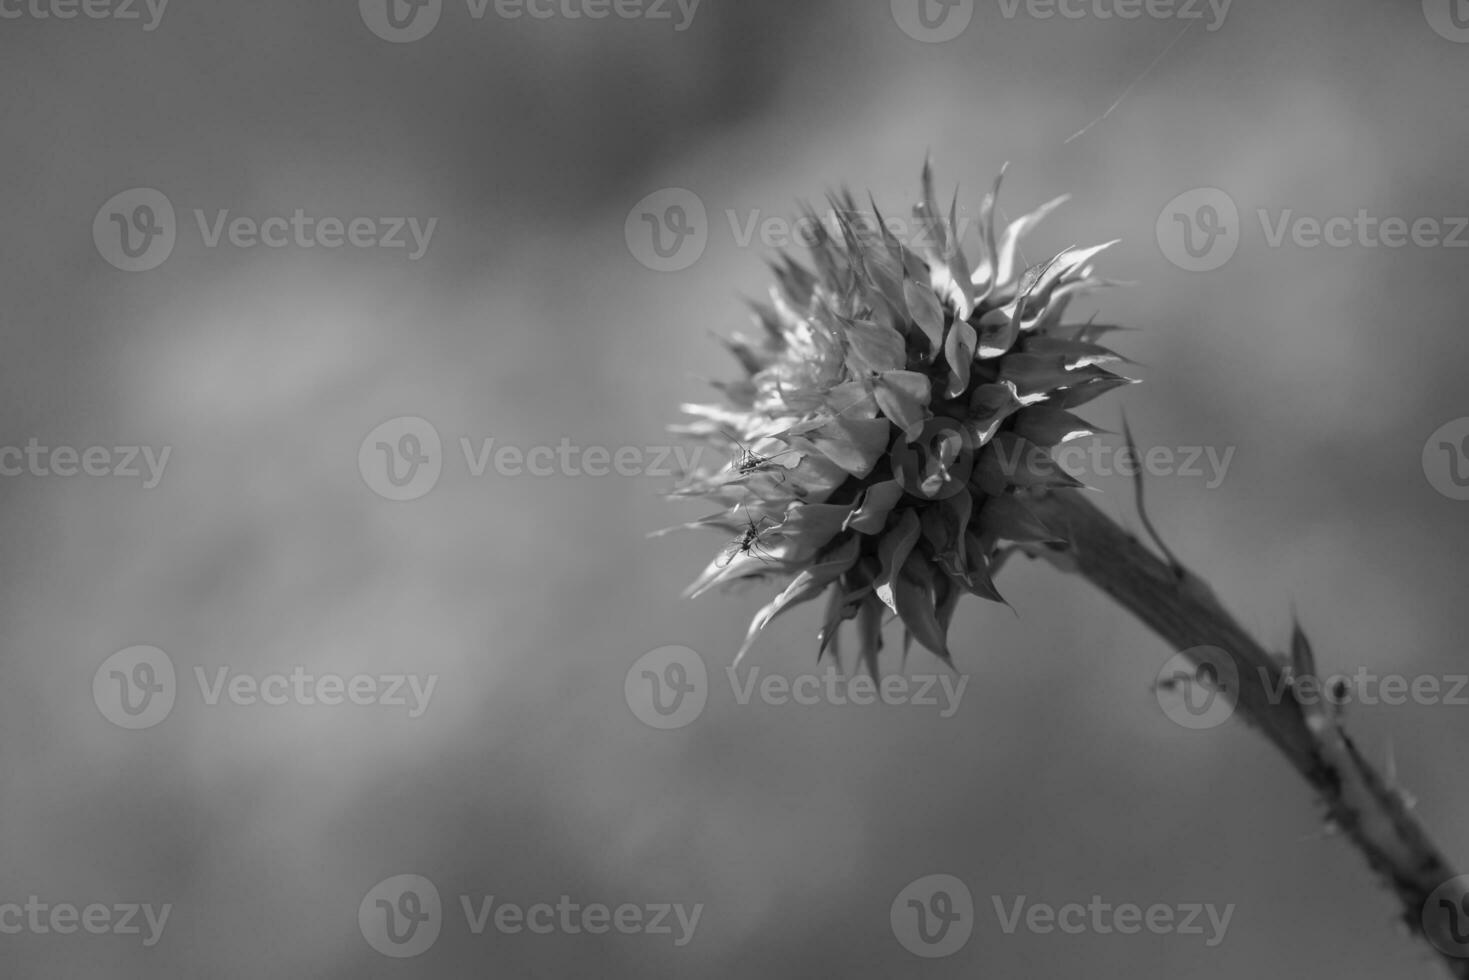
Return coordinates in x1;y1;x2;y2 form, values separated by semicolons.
921;488;973;574
801;416;892;476
874;371;932;441
1010;405;1098;447
735;535;861;663
977;494;1059;543
975;303;1020;359
944;317;978;399
966;382;1026;446
1047;373;1137;409
842;317;907;374
894;558;951;662
777;502;856;557
683;547;789;599
844;480;906;534
1021;336;1125;370
874;510;922;613
995;194;1070;287
855;598;885;678
903;279;946;354
975;433;1086;494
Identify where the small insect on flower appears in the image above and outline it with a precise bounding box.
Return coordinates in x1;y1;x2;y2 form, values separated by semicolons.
716;507;781;568
728;434;802;485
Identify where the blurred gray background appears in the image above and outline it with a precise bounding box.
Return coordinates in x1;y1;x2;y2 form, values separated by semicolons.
2;0;1468;976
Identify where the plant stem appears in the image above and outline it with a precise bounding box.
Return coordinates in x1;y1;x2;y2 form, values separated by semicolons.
1026;487;1469;978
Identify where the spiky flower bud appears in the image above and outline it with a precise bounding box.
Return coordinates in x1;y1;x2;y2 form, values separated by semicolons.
663;163;1133;673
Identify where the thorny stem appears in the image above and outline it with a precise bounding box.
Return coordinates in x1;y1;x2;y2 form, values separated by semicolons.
1026;487;1469;978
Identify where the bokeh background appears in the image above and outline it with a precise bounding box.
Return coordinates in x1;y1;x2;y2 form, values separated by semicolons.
2;0;1468;976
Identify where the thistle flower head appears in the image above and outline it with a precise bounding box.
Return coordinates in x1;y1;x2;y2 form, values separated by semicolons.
663;162;1134;673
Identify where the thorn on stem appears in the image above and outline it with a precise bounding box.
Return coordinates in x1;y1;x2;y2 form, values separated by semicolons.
1122;413;1185;576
